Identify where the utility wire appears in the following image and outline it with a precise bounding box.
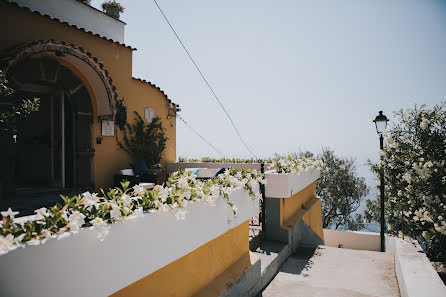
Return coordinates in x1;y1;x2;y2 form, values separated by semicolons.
153;0;258;159
176;114;224;157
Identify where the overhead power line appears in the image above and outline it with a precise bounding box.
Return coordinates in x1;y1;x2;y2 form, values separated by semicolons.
153;0;258;159
176;114;224;157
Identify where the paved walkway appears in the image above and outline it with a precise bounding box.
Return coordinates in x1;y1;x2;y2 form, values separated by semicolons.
262;246;400;297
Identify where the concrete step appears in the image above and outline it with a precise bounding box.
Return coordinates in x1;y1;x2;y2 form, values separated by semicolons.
221;240;291;297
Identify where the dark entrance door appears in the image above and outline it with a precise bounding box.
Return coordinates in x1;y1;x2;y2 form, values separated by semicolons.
0;56;94;213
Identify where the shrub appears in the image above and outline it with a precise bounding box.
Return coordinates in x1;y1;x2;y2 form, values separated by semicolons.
118;112;167;168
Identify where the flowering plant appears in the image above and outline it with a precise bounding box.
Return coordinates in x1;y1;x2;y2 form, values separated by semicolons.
178;154;323;175
178;156;266;163
0;168;265;256
101;1;124;12
271;153;323;174
364;103;446;261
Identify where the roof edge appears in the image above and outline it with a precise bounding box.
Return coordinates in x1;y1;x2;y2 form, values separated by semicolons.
132;77;179;108
2;0;137;51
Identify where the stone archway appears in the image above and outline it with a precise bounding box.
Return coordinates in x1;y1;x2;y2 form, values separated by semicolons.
3;39;118;116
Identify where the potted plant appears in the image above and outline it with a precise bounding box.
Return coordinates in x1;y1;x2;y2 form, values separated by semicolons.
101;1;125;20
118;112;167;184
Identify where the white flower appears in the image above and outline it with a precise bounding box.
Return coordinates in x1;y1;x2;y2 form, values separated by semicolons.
61;209;69;222
82;191;99;208
0;234;15;255
420;118;430;129
1;208;19;219
250;180;260;193
68;211;86;231
121;194;132;207
157;186;169;203
175;210;188;221
210;185;220;198
34;207;49;222
110;204;122;220
90;217;106;228
96;226;110;242
133;184;145;195
177;177;189;189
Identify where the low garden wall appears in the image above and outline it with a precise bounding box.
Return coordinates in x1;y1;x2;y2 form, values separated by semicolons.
386;236;446;297
0;174;260;297
1;159;327;297
323;229;381;251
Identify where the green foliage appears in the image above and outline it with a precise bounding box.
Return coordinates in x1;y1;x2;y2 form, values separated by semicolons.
101;1;125;12
0;168;265;254
364;103;446;261
271;152;322;174
179;151;368;230
178;156;266;163
118;111;167;168
315;149;368;230
0;70;40;137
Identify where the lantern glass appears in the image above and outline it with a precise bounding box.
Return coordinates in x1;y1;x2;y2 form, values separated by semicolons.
373;111;388;135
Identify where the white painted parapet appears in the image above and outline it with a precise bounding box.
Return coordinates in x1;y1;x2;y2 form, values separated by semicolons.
323;229;381;251
265;168;321;198
9;0;125;43
386;236;446;297
0;188;259;297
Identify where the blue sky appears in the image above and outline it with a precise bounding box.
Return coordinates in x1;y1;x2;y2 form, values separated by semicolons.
93;0;446;189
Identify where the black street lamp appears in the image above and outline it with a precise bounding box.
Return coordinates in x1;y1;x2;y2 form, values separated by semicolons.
373;111;389;252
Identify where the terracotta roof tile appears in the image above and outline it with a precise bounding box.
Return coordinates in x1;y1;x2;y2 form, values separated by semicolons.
132;77;179;108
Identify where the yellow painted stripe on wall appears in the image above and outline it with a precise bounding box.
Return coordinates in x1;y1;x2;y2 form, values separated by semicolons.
280;182;324;240
110;221;251;297
302;198;324;240
281;182;315;225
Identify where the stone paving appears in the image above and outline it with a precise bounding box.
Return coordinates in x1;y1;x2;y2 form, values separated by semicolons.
262;246;400;297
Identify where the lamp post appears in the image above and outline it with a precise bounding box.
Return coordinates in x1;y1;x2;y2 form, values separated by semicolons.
373;111;389;252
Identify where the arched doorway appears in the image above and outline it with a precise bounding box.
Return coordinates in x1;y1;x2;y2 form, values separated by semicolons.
0;40;118;214
1;56;94;210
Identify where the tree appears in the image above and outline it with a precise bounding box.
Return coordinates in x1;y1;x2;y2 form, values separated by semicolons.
316;149;369;230
0;70;39;137
118;111;167;168
364;103;446;261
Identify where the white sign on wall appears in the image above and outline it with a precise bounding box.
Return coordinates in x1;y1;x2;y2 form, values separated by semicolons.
101;120;115;136
145;107;155;123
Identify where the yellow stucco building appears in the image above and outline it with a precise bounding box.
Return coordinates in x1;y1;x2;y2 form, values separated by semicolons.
0;2;327;297
0;0;178;199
